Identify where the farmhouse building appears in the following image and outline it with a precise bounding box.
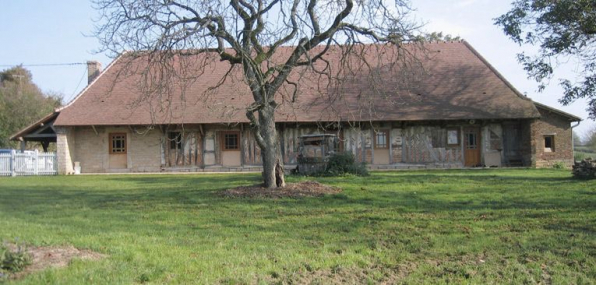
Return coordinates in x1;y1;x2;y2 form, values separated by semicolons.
11;41;581;174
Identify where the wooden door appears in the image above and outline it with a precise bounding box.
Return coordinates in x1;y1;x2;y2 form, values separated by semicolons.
464;127;481;167
373;130;390;165
221;131;241;166
108;133;128;169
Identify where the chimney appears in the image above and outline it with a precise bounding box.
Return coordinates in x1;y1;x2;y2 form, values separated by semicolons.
87;61;102;84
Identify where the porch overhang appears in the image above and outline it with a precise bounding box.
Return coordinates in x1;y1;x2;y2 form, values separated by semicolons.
10;112;59;148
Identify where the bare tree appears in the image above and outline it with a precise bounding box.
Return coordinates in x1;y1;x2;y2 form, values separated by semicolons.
93;0;420;188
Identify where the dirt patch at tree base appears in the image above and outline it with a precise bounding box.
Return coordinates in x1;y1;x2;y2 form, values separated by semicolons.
221;181;342;198
6;244;106;280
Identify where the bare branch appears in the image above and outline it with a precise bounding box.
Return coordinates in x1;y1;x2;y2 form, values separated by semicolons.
92;0;420;188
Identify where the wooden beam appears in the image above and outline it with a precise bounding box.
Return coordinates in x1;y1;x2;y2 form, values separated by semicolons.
23;134;56;138
198;124;204;136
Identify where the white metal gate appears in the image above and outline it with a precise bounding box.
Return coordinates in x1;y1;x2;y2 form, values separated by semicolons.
0;150;57;177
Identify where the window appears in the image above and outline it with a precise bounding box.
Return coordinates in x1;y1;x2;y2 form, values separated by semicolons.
432;129;446;148
447;129;459;146
374;130;389;149
544;135;555;152
222;132;239;150
168;132;182;150
465;132;478;149
109;133;127;154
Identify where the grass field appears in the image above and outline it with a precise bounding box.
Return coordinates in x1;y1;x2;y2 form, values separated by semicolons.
576;151;595;161
575;146;596;161
0;169;595;284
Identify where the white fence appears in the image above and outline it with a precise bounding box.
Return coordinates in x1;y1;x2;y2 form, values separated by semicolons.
0;150;57;177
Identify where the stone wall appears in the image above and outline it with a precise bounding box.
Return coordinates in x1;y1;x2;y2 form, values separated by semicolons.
531;108;575;168
72;126;161;173
56;127;75;175
128;127;162;171
74;127;105;172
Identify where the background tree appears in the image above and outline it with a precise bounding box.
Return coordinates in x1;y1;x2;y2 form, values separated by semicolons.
93;0;420;188
573;130;583;147
0;66;62;148
586;126;596;149
416;31;461;42
495;0;596;118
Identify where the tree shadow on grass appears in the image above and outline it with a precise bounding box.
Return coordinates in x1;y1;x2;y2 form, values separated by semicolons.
0;171;590;214
0;171;594;244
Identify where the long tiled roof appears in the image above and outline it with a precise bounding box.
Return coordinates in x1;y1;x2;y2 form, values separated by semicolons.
54;41;540;126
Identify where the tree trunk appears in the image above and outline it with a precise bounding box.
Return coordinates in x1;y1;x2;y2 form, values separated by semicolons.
258;106;286;188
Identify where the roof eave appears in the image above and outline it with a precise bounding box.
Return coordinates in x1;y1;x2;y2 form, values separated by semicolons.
9;111;60;141
534;102;583;122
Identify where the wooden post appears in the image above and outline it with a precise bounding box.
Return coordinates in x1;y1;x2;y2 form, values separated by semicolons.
280;125;286;163
194;132;199;166
389;129;393;164
201;129;207;169
370;129;375;165
41;141;49;152
460;126;465;165
240;124;245;166
360;131;365;163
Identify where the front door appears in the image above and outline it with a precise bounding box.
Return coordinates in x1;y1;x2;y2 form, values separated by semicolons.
109;133;128;169
221;131;241;166
464;127;481;167
373;130;390;165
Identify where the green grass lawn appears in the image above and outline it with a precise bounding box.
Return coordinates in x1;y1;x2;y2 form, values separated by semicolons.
576;151;595;161
0;169;595;284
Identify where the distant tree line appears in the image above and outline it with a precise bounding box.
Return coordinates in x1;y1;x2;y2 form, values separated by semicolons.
0;66;62;148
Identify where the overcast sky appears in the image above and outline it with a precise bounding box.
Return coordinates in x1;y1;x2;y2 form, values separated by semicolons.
0;0;593;136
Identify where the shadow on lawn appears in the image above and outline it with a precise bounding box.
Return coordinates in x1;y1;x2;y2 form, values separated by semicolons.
336;171;578;185
1;171;593;220
0;172;591;213
1;172;595;251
